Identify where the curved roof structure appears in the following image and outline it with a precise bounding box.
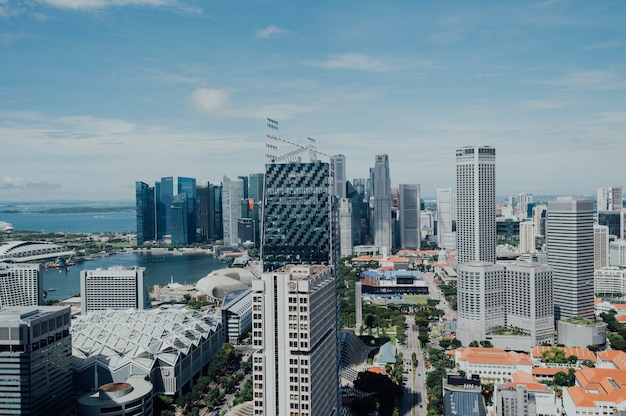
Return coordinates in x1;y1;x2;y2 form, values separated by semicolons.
0;241;74;262
195;268;255;301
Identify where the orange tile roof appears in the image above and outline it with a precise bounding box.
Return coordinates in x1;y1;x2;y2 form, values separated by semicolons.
532;367;563;376
531;346;597;362
617;315;626;323
566;367;626;407
505;371;548;391
598;350;626;370
457;347;532;366
367;367;383;374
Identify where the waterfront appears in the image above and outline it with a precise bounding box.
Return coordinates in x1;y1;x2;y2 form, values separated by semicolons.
0;211;135;234
43;251;226;301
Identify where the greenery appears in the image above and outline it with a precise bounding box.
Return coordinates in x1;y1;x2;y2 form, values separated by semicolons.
351;371;403;416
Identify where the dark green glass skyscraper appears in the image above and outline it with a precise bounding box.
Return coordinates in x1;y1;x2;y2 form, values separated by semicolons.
135;181;155;245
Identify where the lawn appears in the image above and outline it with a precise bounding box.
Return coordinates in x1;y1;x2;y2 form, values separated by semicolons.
402;295;430;305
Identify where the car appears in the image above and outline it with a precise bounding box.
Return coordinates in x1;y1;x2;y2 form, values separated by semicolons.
418;373;421;376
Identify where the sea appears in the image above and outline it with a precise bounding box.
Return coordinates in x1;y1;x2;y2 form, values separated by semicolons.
0;201;228;301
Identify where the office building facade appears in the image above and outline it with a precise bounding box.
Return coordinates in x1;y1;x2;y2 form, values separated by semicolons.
594;224;610;270
177;177;197;243
251;265;339;416
437;187;455;249
0;306;73;415
80;267;151;314
0;263;42;307
373;154;392;250
399;184;421;249
261;161;338;272
519;221;536;254
223;176;244;246
331;154;347;199
598;210;624;239
339;198;354;256
157;176;174;239
455;146;496;264
610;239;626;267
546;197;595;321
135;181;156;245
597;186;623;212
249;173;265;204
170;193;189;244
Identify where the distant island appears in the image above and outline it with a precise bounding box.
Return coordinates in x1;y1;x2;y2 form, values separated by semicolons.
0;206;134;214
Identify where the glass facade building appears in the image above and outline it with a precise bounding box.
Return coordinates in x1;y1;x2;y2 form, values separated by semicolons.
177;177;197;243
157;176;174;239
135;181;155;245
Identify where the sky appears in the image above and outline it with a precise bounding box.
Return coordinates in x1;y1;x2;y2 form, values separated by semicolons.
1;0;626;202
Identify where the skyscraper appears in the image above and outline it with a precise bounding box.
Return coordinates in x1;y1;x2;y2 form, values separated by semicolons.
519;221;536;254
455;146;496;264
251;265;339;416
373;154;392;250
331;154;347;199
135;181;155;245
157;176;174;239
594;224;609;270
80;266;151;314
178;176;197;243
249;173;265;203
196;183;212;242
546;197;595;321
170;193;188;244
597;186;623;212
0;263;42;307
437;187;455;249
339;198;353;256
261;161;338;272
222;176;244;246
399;184;421;249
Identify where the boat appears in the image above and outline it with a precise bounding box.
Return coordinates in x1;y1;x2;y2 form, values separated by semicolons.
0;221;13;233
47;288;56;291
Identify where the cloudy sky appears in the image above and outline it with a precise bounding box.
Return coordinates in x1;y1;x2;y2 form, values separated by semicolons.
1;0;625;202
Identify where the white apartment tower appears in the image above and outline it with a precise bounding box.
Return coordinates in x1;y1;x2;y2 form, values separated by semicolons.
251;265;339;416
0;263;42;307
399;184;421;250
597;186;623;212
331;154;347;199
519;221;537;254
80;267;151;314
594;224;610;270
610;239;626;267
456;146;496;263
339;198;354;257
437;187;456;249
222;176;244;246
546;197;595;321
373;154;392;251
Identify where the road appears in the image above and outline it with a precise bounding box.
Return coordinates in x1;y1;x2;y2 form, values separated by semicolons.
398;315;427;416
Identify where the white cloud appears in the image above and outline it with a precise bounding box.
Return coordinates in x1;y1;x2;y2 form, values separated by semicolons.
520;100;567;110
145;68;200;85
541;70;626;91
308;53;390;72
36;0;184;11
0;176;60;190
255;25;289;38
186;88;230;114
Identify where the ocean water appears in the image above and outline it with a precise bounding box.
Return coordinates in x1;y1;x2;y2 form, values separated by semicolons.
0;211;135;233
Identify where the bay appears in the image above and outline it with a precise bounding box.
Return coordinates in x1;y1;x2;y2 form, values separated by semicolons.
42;251;227;301
1;211;136;234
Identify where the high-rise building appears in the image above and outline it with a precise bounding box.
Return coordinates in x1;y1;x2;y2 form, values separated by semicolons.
339;198;353;256
532;205;547;237
261;161;338;272
437;187;455;249
455;146;496;264
0;306;73;415
135;181;156;245
238;175;249;199
519;193;534;218
212;184;223;241
609;239;626;267
399;184;421;249
594;224;610;270
597;186;623;212
249;173;265;204
598;210;624;239
0;263;42;307
346;181;364;246
157;176;174;239
519;221;536;254
80;266;151;314
222;176;244;246
177;177;197;243
331;154;347;199
251;265;339;416
170;193;188;244
546;197;595;321
196;183;212;242
373;154;392;250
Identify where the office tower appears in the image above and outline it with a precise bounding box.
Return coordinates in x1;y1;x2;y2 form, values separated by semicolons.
532;205;547;237
456;262;506;346
339;198;353;256
238;175;249;199
331;154;347;199
177;177;197;243
237;217;256;246
609;240;626;267
196;183;211;242
251;265;339;416
170;193;188;244
346;181;364;246
437;187;455;249
455;146;496;264
505;262;555;346
135;181;155;245
0;263;42;307
598;210;624;239
546;197;594;321
0;306;73;415
157;176;174;239
598;186;623;212
80;267;151;314
352;178;366;201
594;225;610;270
373;154;392;250
262;161;338;272
519;221;536;254
222;176;244;246
399;184;421;249
212;184;223;241
249;173;265;203
519;193;533;218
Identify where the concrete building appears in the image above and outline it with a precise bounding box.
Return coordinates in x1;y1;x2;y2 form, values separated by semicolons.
452;347;533;385
331;154;347;199
610;239;626;267
597;186;623;212
546;197;595;321
0;306;73;415
77;376;153;416
495;372;560;416
222;176;245;246
373;154;392;251
443;374;487;416
455;145;496;264
0;240;74;263
436;187;455;249
80;266;151;314
0;262;42;307
252;265;339;416
532;205;547;237
221;288;252;343
339;198;354;256
398;184;420;250
519;221;536;254
594;224;610;270
563;366;626;416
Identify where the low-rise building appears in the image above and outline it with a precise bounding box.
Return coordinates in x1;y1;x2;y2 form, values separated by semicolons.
77;376;153;416
452;347;533;385
221;288;252;343
530;346;597;368
563;366;626;416
495;371;561;416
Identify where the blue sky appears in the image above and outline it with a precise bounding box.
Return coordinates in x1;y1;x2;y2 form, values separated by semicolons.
1;0;625;202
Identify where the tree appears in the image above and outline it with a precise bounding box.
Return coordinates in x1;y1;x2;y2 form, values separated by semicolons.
469;340;479;347
479;340;493;348
450;338;463;349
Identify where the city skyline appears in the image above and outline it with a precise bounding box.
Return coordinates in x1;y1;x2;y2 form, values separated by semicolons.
2;1;626;201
